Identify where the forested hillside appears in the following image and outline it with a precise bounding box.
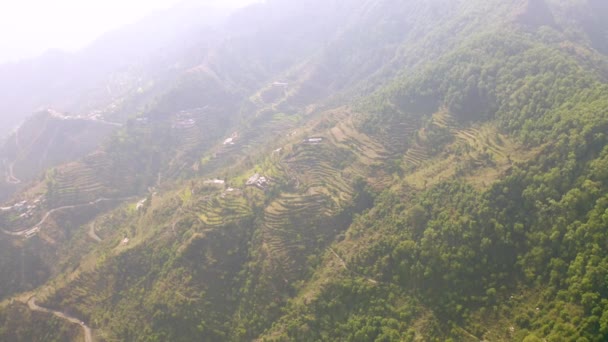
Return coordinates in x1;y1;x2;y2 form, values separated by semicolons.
1;0;607;341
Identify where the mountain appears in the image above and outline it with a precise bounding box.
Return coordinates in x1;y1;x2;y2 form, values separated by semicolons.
0;2;235;139
0;2;242;201
1;0;608;341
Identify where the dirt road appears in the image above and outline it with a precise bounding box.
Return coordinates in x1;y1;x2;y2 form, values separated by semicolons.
28;297;92;342
88;222;102;242
1;197;134;237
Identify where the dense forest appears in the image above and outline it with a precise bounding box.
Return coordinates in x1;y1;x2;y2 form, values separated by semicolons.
0;0;607;341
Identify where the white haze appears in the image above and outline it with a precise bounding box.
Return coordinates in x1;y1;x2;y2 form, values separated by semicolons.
0;0;260;64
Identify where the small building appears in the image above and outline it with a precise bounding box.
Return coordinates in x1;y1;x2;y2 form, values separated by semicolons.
246;173;260;186
136;198;147;211
246;173;270;189
204;179;226;186
223;132;239;145
24;227;40;239
304;137;324;144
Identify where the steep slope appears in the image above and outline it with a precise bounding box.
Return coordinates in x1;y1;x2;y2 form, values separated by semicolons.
1;0;608;341
257;2;608;340
0;110;120;201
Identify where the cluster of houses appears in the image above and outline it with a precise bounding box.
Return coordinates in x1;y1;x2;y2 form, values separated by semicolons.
1;198;42;220
201;179;241;198
246;173;270;189
173;111;197;129
0;197;44;239
220;187;238;198
224;132;239;146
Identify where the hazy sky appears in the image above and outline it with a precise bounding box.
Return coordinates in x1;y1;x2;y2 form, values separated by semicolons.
0;0;257;64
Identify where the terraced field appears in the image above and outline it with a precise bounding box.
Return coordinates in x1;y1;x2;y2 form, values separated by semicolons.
403;114;530;190
50;163;108;207
327;110;418;189
46;146;142;208
168;110;384;287
199;111;300;176
403;144;431;167
328;114;387;165
191;190;252;228
164;108;227;180
283;143;353;203
261;192;332;275
16;104;527;341
402;111;459;168
455;126;509;160
245;109;426;280
432;110;459;132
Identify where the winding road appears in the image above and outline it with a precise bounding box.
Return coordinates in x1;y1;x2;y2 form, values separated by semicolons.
28;297;92;342
88;222;102;242
4;126;22;184
1;197;135;238
5;160;21;184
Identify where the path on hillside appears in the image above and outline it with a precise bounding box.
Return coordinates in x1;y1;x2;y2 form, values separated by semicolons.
28;297;92;342
1;197;135;237
5;160;21;184
88;222;102;242
329;247;379;285
5;129;22;184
